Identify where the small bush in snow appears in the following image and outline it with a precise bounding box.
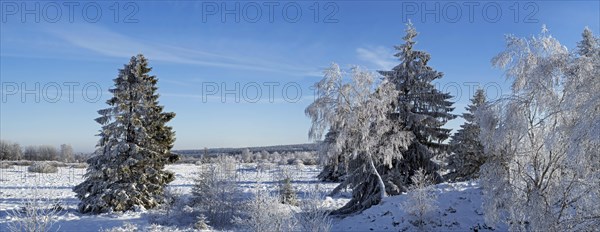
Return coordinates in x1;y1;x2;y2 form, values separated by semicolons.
279;177;298;206
296;185;332;232
101;222;138;232
104;223;197;232
192;161;242;228
303;157;318;166
194;214;211;230
233;186;297;232
287;158;299;165
402;168;438;230
6;188;63;232
277;159;288;165
215;155;238;175
277;168;298;206
0;162;13;169
295;162;305;170
149;188;197;227
27;162;58;173
256;161;273;173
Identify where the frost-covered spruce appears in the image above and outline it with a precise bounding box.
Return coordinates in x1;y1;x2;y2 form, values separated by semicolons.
378;22;455;186
316;128;349;182
279;177;298;206
445;89;486;181
73;54;177;214
576;27;599;58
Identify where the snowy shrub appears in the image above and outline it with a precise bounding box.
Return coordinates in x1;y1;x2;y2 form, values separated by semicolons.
233;186;297;232
292;158;304;166
268;152;282;163
194;214;211;230
101;222;138;232
240;148;254;163
277;159;288;166
256;161;274;173
478;27;600;231
149;188;197;227
286;158;298;165
0;162;13;169
192;162;242;228
6;189;63;232
302;157;318;166
12;160;33;166
46;161;68;167
27;161;58;173
295;162;305;171
69;163;87;169
212;155;237;175
0;140;22;160
103;223;198;232
296;185;332;232
279;178;296;206
402;168;438;230
293;152;319;165
175;156;201;165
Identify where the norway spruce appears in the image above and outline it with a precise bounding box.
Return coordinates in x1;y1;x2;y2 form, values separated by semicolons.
316;128;349;182
378;22;455;186
74;54;177;214
445;89;486;181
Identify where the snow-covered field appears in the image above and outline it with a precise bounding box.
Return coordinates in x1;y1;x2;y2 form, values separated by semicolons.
0;163;500;231
0;163;348;231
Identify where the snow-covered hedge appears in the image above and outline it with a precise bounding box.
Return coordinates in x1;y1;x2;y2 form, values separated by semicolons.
0;162;13;169
27;162;58;173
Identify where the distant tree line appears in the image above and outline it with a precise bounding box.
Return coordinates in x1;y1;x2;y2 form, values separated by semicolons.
174;143;317;157
0;140;87;162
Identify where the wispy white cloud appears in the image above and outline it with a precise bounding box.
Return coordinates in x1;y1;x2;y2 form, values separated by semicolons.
356;46;397;70
43;24;320;77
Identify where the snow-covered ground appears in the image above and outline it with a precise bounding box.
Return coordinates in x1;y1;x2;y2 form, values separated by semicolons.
332;181;506;231
0;163;500;231
0;163;347;231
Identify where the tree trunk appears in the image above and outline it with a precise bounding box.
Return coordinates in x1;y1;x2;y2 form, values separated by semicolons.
367;151;386;199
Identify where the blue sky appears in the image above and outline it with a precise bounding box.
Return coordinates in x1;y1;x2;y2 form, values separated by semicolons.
1;1;598;152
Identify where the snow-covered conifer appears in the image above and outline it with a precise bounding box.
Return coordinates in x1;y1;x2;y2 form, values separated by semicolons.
317;128;349;182
378;22;455;187
73;54;176;214
445;89;486;181
277;168;298;206
576;27;599;58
